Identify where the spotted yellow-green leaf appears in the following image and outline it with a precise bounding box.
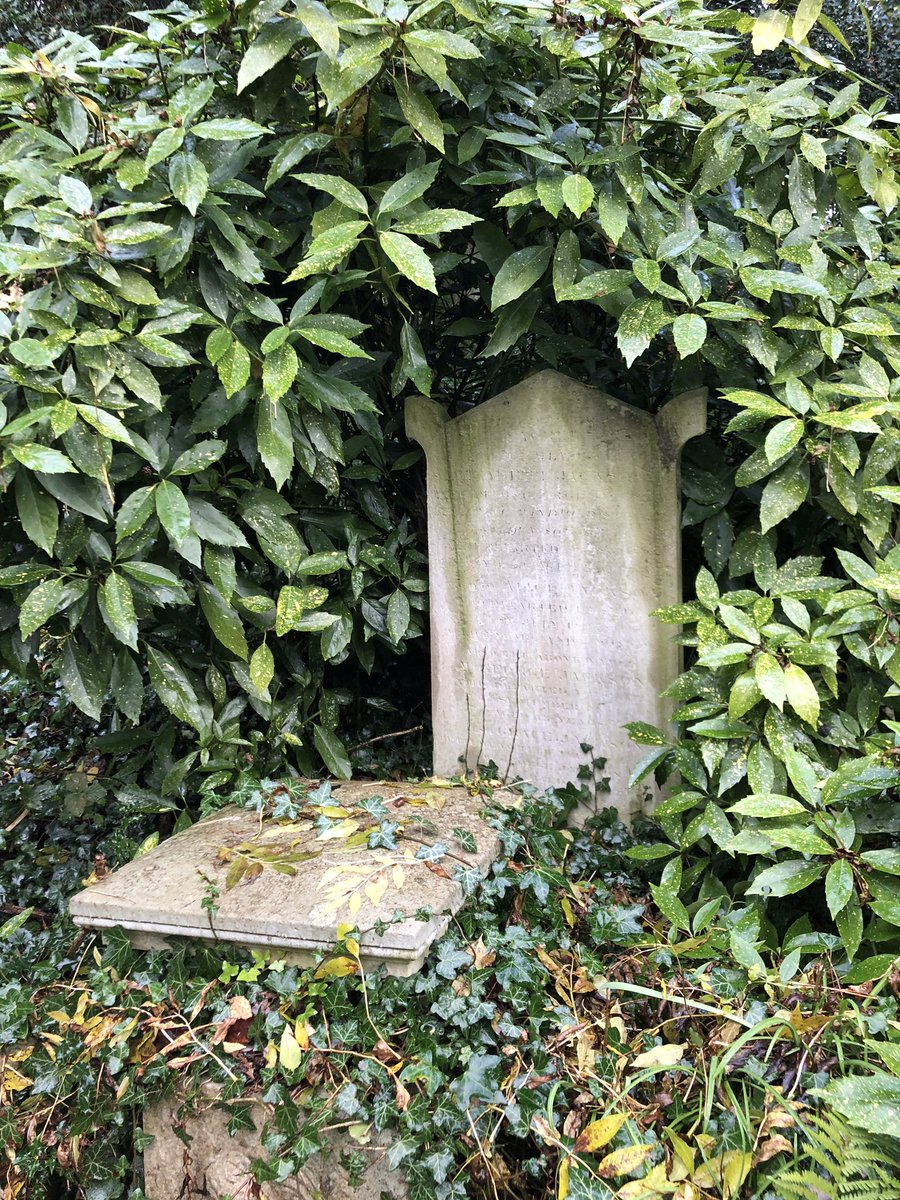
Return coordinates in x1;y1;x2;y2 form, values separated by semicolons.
249;642;275;692
825;858;854;920
217;338;251;398
561;174;593;217
784;662;820;727
754;651;786;708
263;343;298;403
752;9;789;53
672;313;707;357
616;297;667;367
155;481;191;545
490;245;552;312
199;582;248;659
313;724;352;779
169;152;208;215
395;79;444;153
101;572;138;650
379;230;436;293
275;585;329;635
19;578;66;640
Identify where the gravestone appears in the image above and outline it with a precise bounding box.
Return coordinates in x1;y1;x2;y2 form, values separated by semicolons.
70;780;507;1199
407;369;706;817
144;1090;407;1200
70;780;503;976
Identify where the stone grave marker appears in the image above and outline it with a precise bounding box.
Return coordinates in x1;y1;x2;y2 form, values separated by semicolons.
407;369;706;817
70;780;509;1198
70;780;504;976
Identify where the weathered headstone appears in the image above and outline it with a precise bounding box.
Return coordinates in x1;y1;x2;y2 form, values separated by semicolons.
70;781;503;976
144;1090;407;1200
407;369;706;817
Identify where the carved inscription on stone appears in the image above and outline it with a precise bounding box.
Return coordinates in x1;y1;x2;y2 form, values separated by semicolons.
407;370;705;817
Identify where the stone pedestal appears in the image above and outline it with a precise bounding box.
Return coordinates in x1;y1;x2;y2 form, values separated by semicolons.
144;1093;407;1200
70;781;504;975
407;370;705;817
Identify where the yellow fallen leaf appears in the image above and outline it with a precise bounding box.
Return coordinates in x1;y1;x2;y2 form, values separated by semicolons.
558;1156;570;1200
364;875;389;907
2;1065;34;1092
574;1113;628;1153
279;1024;303;1071
317;818;360;841
393;865;406;888
632;1043;686;1071
616;1162;676;1198
597;1144;654;1179
314;955;359;979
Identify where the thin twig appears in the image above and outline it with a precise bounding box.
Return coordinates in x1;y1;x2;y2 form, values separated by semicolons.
349;725;424;751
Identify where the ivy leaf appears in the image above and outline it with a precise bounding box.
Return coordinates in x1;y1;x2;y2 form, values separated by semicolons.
379;231;436;293
490;245;552;311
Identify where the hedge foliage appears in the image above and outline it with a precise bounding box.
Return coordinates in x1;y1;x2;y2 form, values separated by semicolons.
1;0;900;963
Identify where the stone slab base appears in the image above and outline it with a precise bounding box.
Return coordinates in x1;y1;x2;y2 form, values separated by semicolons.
144;1095;407;1200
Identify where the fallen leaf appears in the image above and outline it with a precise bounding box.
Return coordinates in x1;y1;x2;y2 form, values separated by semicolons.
229;996;252;1020
632;1043;686;1071
314;955;359;979
752;1135;792;1167
279;1025;303;1071
574;1112;627;1153
597;1144;654;1178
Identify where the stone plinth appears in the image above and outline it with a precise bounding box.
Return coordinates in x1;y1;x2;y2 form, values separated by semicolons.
407;371;705;817
144;1092;407;1200
70;781;504;976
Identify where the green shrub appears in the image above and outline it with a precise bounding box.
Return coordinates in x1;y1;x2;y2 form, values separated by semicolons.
1;0;899;965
